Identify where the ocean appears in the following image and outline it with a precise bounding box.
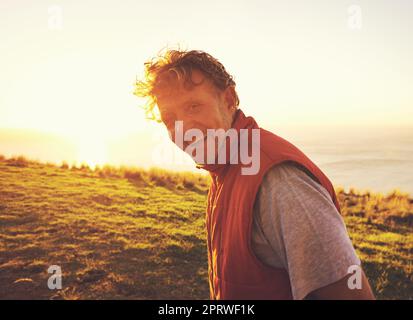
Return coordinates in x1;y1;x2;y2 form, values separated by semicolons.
278;125;413;196
1;126;412;196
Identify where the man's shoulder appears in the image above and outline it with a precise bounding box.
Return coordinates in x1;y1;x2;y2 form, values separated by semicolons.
256;160;331;205
261;161;320;187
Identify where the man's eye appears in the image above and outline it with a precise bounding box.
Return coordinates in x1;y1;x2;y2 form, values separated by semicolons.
189;104;200;113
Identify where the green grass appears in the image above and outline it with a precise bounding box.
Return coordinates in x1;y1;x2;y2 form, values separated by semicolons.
0;155;412;299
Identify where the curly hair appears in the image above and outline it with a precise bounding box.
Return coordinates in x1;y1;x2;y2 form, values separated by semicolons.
134;47;240;122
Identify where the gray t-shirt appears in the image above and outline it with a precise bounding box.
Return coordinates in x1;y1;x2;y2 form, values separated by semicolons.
251;161;361;300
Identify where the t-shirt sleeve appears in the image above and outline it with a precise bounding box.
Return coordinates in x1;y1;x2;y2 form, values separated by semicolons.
253;161;361;300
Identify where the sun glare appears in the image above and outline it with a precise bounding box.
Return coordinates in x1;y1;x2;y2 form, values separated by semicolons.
74;135;108;169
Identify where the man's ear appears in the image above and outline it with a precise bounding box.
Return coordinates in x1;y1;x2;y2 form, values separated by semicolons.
223;85;237;110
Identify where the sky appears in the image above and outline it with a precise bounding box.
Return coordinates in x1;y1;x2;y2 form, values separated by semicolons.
0;0;412;168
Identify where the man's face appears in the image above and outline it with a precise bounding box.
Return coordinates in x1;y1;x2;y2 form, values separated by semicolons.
156;69;236;161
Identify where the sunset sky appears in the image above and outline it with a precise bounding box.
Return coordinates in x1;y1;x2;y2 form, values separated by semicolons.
1;0;412;168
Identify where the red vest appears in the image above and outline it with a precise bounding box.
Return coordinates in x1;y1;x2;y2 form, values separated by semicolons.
196;109;341;300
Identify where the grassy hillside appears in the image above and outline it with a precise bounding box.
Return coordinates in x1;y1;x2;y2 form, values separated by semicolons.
0;155;412;299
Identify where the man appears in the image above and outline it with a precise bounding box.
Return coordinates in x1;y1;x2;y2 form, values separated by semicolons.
134;49;375;300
